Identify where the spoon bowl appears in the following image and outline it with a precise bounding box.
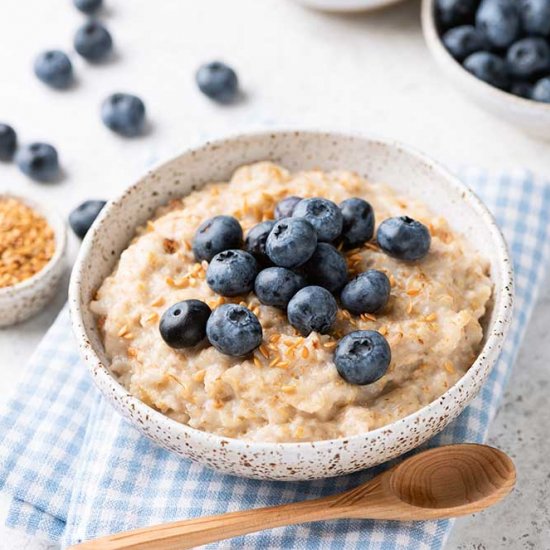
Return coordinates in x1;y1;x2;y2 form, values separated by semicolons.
71;444;516;550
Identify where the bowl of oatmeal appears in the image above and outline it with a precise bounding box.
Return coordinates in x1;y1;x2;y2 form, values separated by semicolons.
69;130;513;480
0;194;67;327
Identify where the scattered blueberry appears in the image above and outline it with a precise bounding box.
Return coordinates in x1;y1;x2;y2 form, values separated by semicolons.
476;0;521;49
334;330;391;385
287;286;338;336
511;81;534;98
206;249;258;297
206;304;262;356
34;50;73;89
436;0;478;28
377;216;431;261
520;0;550;36
69;200;107;238
101;93;146;137
15;143;59;182
244;220;275;266
463;51;510;90
159;300;211;349
196;61;238;103
506;38;550;79
442;26;486;61
293;197;343;242
302;243;348;294
274;196;302;219
265;217;317;268
532;76;550;101
0;124;16;161
192;215;243;262
254;267;306;309
339;197;375;249
74;21;113;61
340;270;391;315
74;0;103;14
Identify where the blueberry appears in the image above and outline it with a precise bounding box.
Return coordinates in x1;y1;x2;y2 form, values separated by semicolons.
302;243;348;294
274;196;302;219
101;93;146;137
254;267;306;309
334;330;391;385
463;51;510;90
196;61;238;103
506;38;550;79
435;0;478;28
511;81;534;98
74;0;102;13
69;200;107;238
244;220;275;266
293;198;343;242
74;21;113;61
15;143;59;182
476;0;520;49
532;76;550;101
0;124;16;161
339;197;375;249
442;26;486;61
193;215;243;262
206;304;262;356
520;0;550;36
34;50;73;89
206;249;258;297
376;216;431;261
159;300;211;349
287;286;338;336
266;217;317;268
340;270;391;315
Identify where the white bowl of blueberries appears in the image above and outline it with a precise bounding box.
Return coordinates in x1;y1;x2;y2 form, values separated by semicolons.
422;0;550;139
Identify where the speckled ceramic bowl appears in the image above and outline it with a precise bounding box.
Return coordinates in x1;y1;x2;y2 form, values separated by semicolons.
422;0;550;140
0;193;67;328
69;130;513;480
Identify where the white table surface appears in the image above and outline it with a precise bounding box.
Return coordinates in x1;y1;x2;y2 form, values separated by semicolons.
1;0;549;548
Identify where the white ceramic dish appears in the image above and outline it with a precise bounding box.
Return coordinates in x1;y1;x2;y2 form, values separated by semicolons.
0;193;67;327
421;0;550;140
69;130;513;480
290;0;406;13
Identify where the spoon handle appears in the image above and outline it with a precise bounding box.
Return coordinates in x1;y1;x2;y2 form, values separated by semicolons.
69;495;344;550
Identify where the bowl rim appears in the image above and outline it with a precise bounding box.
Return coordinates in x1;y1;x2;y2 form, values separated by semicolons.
290;0;406;13
421;0;550;113
69;128;514;452
0;192;67;296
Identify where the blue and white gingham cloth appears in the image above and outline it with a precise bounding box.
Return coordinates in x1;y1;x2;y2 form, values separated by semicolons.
1;170;549;550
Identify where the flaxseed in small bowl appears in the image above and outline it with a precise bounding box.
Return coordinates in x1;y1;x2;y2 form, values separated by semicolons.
0;194;67;327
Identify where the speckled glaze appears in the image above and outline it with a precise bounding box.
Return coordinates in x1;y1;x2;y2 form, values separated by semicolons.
422;0;550;141
69;131;514;480
0;194;67;328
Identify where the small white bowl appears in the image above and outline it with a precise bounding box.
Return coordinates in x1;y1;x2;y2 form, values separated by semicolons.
421;0;550;140
69;130;513;480
290;0;406;13
0;194;67;327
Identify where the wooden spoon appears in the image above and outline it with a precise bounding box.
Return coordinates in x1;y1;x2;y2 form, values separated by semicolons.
70;443;515;550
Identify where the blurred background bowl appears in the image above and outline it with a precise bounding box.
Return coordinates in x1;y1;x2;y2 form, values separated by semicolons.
421;0;550;141
290;0;407;13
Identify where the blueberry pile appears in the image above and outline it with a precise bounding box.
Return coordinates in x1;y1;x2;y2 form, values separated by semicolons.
159;196;431;386
436;0;550;102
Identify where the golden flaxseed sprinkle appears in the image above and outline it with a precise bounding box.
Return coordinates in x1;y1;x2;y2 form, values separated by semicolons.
141;312;159;326
348;253;363;262
276;361;289;369
406;287;421;296
389;274;396;287
424;312;437;322
123;332;134;340
269;334;281;344
213;399;224;410
301;347;309;359
0;197;56;288
407;300;414;314
259;344;269;359
239;301;247;307
117;324;129;337
444;361;455;374
378;325;388;336
323;341;337;350
365;242;378;251
168;374;186;389
193;370;206;383
253;356;263;369
150;296;166;308
361;313;377;322
294;426;304;438
146;220;155;232
252;306;260;316
281;385;296;394
341;309;352;320
268;357;280;368
127;347;137;358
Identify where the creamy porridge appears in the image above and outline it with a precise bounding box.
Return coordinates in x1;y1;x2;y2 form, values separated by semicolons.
91;162;492;443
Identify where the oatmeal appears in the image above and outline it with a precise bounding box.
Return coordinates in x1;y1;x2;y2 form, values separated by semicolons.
91;162;492;443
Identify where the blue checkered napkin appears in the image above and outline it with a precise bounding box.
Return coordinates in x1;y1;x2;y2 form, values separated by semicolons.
1;171;549;550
